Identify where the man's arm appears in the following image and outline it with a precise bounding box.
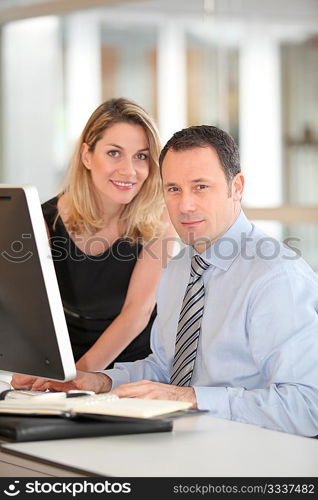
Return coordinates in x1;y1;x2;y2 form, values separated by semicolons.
11;371;112;393
195;269;318;437
99;316;170;388
109;269;318;436
11;317;169;393
112;380;197;407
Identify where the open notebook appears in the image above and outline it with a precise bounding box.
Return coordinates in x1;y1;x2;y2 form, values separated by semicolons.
0;392;193;419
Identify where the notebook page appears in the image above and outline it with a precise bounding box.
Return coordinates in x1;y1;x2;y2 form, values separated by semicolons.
68;397;192;418
0;395;192;418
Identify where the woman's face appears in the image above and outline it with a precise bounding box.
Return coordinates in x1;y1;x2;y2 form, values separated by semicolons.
82;122;150;208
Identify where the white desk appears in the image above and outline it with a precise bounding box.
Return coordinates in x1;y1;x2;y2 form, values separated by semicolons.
1;415;318;477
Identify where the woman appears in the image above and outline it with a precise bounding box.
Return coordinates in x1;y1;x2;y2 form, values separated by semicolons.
42;97;174;371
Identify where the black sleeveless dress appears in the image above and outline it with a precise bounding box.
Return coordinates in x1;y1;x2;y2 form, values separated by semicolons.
42;197;154;368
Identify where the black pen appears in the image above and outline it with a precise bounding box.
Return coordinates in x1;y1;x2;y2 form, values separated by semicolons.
66;390;95;398
0;389;95;400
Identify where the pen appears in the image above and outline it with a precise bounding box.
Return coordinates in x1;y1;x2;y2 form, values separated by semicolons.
0;389;95;401
66;390;95;398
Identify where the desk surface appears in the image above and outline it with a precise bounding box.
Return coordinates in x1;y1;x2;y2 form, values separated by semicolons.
1;415;318;477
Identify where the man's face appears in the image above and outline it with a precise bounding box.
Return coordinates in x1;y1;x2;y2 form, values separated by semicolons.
162;146;244;253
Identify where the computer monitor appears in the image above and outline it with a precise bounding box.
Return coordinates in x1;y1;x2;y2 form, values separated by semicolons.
0;185;76;381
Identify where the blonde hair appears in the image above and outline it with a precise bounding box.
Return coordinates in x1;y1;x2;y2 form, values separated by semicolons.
59;98;164;243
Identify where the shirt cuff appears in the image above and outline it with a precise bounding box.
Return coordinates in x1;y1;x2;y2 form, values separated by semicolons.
194;386;231;420
98;368;130;390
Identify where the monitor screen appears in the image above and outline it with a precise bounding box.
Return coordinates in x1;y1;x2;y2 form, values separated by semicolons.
0;185;76;381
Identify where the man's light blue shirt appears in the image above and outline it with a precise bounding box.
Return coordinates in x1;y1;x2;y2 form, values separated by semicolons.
105;211;318;436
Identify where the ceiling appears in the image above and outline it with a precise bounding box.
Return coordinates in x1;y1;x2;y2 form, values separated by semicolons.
0;0;318;25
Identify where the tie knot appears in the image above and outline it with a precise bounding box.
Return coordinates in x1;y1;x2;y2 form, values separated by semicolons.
190;254;210;279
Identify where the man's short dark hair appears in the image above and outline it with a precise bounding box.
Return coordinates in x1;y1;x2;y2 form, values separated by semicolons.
159;125;240;185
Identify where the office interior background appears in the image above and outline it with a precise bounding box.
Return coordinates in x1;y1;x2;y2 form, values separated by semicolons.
0;0;317;270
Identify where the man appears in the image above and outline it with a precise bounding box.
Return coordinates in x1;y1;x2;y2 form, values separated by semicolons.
13;125;318;437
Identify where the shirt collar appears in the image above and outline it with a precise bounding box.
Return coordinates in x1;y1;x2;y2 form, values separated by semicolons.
190;210;253;271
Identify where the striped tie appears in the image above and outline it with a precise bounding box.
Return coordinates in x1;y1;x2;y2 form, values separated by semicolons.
170;254;210;386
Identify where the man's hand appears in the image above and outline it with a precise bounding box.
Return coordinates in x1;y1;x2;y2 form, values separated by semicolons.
11;371;112;394
112;380;197;408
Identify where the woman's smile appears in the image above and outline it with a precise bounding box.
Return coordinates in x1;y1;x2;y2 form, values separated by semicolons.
110;180;136;190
